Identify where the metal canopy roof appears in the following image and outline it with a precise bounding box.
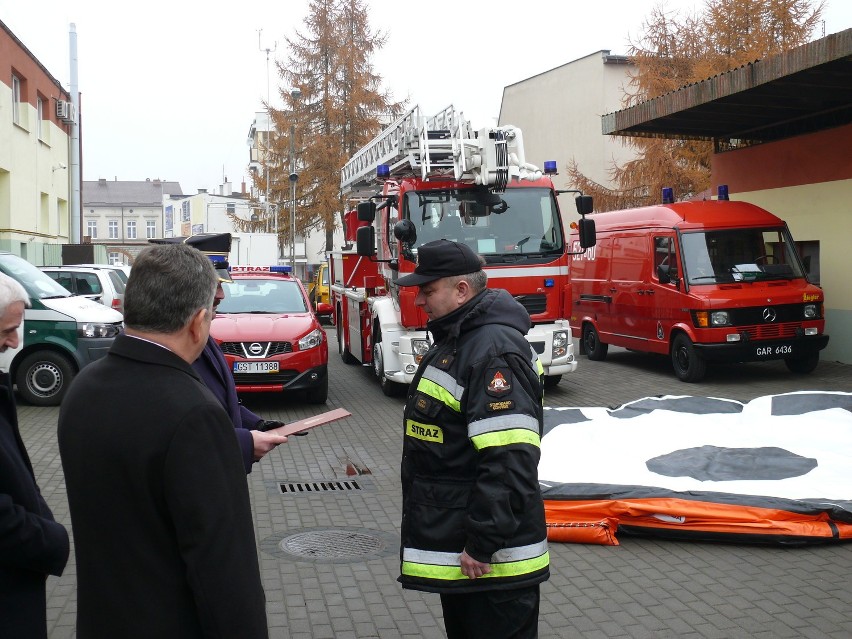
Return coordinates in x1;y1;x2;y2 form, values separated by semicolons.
602;28;852;146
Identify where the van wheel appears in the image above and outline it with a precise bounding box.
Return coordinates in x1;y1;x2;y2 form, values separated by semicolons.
671;334;706;382
373;336;404;397
582;324;608;361
16;351;75;406
337;316;357;365
785;354;818;374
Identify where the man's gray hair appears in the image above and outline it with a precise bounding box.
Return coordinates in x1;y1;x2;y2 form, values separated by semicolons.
124;244;217;333
448;255;488;294
0;272;30;314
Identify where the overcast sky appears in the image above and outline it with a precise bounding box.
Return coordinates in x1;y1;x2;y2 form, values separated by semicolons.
3;0;850;194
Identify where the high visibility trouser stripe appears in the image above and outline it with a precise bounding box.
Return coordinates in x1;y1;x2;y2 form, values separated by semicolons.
468;414;541;450
416;365;464;413
402;540;549;582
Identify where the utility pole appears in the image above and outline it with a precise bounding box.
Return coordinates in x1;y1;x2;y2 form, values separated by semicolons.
258;29;277;260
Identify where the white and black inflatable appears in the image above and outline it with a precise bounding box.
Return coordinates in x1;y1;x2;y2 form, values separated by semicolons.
540;391;852;545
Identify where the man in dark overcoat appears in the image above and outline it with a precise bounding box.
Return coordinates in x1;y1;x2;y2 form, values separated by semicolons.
0;273;69;639
58;243;269;638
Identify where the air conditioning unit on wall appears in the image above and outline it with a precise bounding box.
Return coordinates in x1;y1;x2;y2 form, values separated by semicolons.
55;100;77;123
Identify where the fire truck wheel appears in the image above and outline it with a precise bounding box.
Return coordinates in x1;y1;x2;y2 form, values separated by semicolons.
784;354;819;374
543;375;562;389
373;339;404;397
582;324;608;361
671;333;707;382
338;319;357;365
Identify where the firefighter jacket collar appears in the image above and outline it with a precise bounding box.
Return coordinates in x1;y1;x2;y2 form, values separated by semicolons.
427;288;531;345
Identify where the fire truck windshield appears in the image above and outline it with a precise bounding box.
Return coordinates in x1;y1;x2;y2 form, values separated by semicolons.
403;187;564;262
681;227;807;284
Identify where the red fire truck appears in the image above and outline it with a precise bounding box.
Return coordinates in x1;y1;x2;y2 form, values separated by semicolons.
331;105;595;396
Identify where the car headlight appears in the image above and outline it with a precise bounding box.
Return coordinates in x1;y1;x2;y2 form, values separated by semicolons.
803;304;817;319
412;338;431;364
693;311;730;327
298;328;324;350
552;330;569;358
77;322;122;338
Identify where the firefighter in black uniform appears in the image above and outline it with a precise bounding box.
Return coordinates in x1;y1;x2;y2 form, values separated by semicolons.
395;239;549;639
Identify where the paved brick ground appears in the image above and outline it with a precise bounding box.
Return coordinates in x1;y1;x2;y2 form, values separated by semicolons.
18;335;852;638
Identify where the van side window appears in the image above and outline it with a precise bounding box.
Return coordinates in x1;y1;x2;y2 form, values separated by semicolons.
654;237;677;280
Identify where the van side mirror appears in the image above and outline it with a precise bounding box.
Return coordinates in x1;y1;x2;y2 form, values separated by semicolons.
578;217;596;249
356;225;375;257
357;201;376;222
657;264;671;284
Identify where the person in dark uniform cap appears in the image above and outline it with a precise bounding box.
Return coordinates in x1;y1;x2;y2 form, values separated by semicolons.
150;233;288;473
395;239;549;639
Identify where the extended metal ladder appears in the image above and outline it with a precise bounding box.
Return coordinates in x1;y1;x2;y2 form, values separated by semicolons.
340;105;540;195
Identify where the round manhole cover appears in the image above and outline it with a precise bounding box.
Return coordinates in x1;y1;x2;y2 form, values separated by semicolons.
261;527;398;564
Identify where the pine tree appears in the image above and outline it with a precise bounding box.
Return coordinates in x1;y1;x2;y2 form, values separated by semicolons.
237;0;405;258
566;0;824;211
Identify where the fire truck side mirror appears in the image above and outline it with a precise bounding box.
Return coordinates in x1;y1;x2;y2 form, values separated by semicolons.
575;195;593;215
357;201;376;222
578;217;596;249
356;225;376;257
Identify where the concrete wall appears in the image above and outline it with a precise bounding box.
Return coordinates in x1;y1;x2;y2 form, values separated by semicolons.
499;50;637;222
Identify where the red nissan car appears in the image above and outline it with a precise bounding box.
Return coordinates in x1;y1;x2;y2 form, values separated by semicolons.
211;265;332;403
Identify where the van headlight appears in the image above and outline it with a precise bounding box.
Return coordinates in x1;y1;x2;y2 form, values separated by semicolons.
78;322;122;338
803;304;817;319
298;328;324;350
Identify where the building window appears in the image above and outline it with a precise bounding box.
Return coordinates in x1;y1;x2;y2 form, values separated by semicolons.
227;202;236;215
108;252;121;265
108;220;119;239
36;97;44;139
146;220;157;238
181;200;190;222
127;220;137;239
12;75;22;125
87;220;97;239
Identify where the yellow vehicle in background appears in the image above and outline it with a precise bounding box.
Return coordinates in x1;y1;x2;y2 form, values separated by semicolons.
309;261;331;323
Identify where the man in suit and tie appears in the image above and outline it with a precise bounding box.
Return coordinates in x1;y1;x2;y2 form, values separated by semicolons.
152;233;288;473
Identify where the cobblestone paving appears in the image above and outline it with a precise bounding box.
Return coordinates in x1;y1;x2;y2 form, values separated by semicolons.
19;335;852;638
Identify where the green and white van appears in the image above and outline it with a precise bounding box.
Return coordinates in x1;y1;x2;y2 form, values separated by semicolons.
0;252;123;406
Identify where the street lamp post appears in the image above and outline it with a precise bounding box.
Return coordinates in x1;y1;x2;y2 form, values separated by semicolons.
287;89;302;272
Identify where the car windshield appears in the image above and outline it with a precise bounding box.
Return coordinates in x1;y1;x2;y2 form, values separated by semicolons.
0;254;72;299
681;227;806;284
218;278;308;313
403;187;563;264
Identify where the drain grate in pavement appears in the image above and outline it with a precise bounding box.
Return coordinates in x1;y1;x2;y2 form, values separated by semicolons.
261;527;399;564
279;480;362;494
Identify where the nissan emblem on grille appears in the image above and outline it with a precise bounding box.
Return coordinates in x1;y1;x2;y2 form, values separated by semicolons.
249;342;264;355
762;308;777;322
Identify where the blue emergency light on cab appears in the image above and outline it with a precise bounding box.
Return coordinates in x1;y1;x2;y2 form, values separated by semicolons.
543;161;558;175
377;164;390;179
